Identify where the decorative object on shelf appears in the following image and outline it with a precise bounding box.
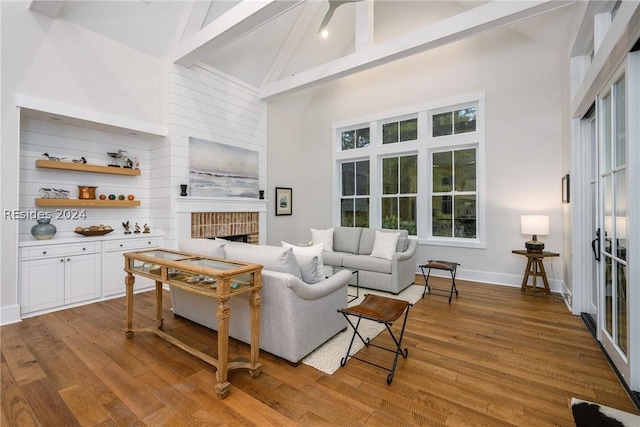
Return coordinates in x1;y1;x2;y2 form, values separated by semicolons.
143;223;150;233
133;156;140;170
123;156;134;169
74;224;114;236
127;194;135;201
31;217;57;240
180;184;188;196
520;215;549;253
107;149;127;167
562;174;570;203
275;187;292;216
52;188;69;198
74;229;114;236
41;152;66;161
134;222;141;234
109;194;116;200
123;221;131;234
99;194;107;200
39;187;53;198
118;194;125;200
259;190;265;199
72;157;87;164
78;186;97;199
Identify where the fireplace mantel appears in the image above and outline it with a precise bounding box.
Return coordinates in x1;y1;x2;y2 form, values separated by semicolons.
176;197;267;213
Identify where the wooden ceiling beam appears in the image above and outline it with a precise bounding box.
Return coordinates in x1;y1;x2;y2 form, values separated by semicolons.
173;0;303;67
259;0;574;100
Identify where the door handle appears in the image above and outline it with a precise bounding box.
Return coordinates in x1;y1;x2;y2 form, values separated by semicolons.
591;228;601;262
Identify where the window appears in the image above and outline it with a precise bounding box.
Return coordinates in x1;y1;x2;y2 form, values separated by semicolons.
341;126;370;150
382;118;418;144
431;148;477;238
432;107;477;137
381;155;417;234
340;160;370;227
333;96;484;247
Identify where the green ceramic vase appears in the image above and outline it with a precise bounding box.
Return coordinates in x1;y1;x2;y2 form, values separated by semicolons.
31;218;56;240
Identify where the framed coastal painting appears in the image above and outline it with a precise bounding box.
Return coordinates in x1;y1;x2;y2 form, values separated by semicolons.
188;137;259;198
275;187;292;216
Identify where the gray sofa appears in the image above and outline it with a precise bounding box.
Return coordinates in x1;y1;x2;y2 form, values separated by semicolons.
318;227;417;294
170;239;353;364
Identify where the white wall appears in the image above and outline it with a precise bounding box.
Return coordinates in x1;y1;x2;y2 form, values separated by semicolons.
267;8;573;291
1;1;165;324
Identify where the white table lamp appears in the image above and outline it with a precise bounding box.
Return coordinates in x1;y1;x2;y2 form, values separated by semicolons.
521;215;549;253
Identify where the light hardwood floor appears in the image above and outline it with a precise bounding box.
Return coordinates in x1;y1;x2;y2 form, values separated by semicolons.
2;276;637;426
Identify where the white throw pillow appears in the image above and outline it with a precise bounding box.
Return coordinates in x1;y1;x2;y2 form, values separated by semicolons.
310;228;334;252
294;255;324;284
370;231;400;261
281;242;325;283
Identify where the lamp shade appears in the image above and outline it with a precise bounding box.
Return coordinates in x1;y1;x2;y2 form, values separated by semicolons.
521;215;549;236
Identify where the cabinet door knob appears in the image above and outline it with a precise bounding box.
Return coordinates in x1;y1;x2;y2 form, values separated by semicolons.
120;244;123;247
67;258;71;262
43;251;47;255
148;241;151;245
60;259;64;263
83;247;86;251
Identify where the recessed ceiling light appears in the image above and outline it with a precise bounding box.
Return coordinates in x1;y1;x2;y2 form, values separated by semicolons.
321;29;329;39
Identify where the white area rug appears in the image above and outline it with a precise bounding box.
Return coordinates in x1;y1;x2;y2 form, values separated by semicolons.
302;284;424;375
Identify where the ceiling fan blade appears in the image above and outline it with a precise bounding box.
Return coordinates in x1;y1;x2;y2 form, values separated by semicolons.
318;0;365;33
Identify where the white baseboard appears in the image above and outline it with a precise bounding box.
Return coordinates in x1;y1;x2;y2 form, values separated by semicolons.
1;304;21;326
416;266;567;294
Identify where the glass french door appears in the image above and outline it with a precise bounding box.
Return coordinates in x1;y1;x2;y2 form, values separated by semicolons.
597;71;628;380
587;113;598;318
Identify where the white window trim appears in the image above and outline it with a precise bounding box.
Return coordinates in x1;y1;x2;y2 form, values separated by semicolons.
332;93;486;249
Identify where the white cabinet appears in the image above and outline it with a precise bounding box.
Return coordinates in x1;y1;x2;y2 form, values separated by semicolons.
19;234;163;317
103;236;162;296
20;243;100;315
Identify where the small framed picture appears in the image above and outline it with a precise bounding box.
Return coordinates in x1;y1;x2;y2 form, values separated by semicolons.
275;187;292;216
562;174;570;203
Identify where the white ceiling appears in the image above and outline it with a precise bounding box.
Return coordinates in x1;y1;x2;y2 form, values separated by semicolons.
28;0;576;100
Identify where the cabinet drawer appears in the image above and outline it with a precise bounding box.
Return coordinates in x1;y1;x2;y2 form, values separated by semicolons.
22;242;100;260
105;237;161;252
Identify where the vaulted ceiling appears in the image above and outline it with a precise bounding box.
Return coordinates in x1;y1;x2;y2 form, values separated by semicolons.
28;0;575;100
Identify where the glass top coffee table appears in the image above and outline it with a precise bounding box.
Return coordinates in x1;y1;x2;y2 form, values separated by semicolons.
123;248;263;399
325;265;359;303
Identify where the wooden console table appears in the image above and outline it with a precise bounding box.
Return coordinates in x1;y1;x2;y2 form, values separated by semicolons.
512;250;559;296
123;249;263;399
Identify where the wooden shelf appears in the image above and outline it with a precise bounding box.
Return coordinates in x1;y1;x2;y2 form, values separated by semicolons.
36;159;141;176
35;198;140;207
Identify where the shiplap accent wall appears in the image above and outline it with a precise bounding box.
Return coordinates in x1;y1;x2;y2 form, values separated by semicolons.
18;116;155;239
16;63;266;246
161;63;268;247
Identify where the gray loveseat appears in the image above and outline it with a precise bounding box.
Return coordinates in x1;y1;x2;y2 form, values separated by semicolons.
170;239;353;364
318;227;417;294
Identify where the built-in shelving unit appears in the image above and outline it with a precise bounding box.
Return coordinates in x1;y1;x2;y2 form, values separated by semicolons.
34;159;142;207
36;159;141;176
35;198;140;207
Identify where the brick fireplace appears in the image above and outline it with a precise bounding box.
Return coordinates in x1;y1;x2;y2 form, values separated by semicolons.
191;212;259;244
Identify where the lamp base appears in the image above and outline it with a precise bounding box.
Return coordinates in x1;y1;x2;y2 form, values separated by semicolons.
525;240;545;254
